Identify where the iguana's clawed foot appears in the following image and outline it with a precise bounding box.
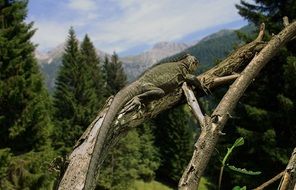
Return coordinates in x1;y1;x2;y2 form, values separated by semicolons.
122;96;143;113
185;74;209;94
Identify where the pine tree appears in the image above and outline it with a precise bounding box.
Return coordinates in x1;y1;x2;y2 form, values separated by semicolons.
153;106;194;186
236;0;296;34
212;1;296;188
137;122;160;182
97;130;142;190
97;124;160;189
103;52;127;95
80;34;106;107
0;0;52;152
0;0;56;189
53;28;100;150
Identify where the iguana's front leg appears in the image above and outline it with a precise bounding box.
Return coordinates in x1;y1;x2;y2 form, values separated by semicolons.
122;84;165;113
185;74;208;93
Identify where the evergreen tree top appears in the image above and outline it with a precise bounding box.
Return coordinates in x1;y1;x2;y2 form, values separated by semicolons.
81;34;99;62
236;0;296;32
0;0;28;23
64;27;80;53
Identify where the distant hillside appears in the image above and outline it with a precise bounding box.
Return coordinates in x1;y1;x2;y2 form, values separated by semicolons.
160;24;256;74
38;57;62;92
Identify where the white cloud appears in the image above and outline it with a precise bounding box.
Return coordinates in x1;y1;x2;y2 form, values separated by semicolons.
88;0;243;53
28;0;244;54
31;21;69;51
68;0;96;11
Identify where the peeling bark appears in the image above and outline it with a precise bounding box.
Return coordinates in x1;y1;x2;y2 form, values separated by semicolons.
279;148;296;190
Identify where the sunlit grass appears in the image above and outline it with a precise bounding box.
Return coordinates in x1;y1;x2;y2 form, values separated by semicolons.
133;180;172;190
132;178;211;190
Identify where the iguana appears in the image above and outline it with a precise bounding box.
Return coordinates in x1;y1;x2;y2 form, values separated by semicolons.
156;51;191;65
85;54;201;190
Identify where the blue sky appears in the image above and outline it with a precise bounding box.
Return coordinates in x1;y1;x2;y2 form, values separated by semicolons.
27;0;248;56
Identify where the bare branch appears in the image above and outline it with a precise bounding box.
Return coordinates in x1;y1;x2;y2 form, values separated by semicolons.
179;21;296;190
283;16;290;27
255;23;265;42
279;148;296;190
182;82;205;127
212;74;240;88
254;171;284;190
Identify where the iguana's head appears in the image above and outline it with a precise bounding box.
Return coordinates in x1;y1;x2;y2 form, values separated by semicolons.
184;54;199;73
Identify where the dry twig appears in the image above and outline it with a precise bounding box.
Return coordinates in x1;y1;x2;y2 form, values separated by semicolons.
253;171;284;190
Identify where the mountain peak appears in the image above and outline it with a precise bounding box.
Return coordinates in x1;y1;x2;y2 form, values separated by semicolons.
47;43;66;59
35;50;49;61
152;41;188;50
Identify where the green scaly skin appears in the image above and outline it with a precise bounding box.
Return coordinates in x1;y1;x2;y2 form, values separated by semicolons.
85;54;200;190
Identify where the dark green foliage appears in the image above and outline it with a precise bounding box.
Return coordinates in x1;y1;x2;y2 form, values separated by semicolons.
97;124;160;190
53;27;83;150
212;0;296;189
103;52;127;95
0;0;52;152
53;29;104;150
236;0;296;34
0;149;58;190
97;130;142;190
153;106;194;186
0;148;12;181
136;123;160;182
0;1;57;189
80;34;106;105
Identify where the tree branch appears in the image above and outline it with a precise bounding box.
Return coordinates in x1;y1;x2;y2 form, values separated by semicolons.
254;171;284;190
178;21;296;190
279;148;296;190
182;82;205;127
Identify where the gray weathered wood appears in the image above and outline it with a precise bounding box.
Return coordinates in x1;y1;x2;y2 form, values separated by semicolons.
279;148;296;190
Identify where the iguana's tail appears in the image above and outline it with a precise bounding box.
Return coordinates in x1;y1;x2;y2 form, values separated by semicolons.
85;81;142;189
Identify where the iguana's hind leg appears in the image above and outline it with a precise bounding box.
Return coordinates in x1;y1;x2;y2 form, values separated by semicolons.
123;85;165;113
137;86;165;100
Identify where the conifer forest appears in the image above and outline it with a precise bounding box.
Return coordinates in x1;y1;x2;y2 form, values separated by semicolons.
0;0;296;189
